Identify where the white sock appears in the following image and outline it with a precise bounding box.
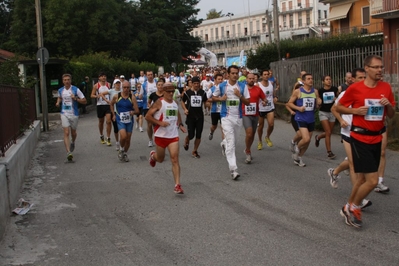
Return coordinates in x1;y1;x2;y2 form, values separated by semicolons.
378;177;383;184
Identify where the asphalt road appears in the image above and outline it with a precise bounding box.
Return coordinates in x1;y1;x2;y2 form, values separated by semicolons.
1;110;399;266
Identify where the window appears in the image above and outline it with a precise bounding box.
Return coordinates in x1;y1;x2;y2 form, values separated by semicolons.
256;20;260;33
200;30;203;38
289;1;292;10
318;10;321;20
232;25;236;36
324;10;327;18
211;28;214;39
250;21;253;35
215;28;219;39
205;34;208;41
244;27;248;36
221;27;224;37
298;0;301;7
290;14;293;28
282;2;286;12
306;10;311;25
283;15;287;27
238;24;241;35
362;6;370;25
195;31;198;36
226;30;230;38
298;11;302;27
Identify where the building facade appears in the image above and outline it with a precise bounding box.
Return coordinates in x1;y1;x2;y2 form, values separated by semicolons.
192;0;330;65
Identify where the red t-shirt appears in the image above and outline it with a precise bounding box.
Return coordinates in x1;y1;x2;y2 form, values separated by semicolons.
339;80;395;143
242;85;266;116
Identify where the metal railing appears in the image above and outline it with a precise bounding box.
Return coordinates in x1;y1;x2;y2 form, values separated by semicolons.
270;44;399;106
0;85;37;156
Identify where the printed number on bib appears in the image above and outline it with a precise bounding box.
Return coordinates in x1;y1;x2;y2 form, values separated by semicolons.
191;95;202;107
303;98;315;111
165;107;178;122
365;99;383;121
227;99;239;107
120;112;131;123
245;103;257;115
323;92;335;104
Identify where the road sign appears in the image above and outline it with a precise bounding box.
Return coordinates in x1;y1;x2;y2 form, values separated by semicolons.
36;47;49;65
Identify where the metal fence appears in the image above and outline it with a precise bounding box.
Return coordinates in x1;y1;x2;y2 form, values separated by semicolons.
0;85;37;156
271;44;399;106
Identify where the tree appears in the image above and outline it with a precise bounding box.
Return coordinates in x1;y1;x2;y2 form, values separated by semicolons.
206;8;223;20
0;0;13;47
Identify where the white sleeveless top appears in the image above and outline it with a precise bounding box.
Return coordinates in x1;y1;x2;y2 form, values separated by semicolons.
153;99;179;138
97;83;110;106
259;82;274;112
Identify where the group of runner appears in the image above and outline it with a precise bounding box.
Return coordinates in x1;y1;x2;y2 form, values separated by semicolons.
56;55;394;228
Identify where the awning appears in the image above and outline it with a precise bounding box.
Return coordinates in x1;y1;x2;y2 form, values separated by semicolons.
328;3;352;21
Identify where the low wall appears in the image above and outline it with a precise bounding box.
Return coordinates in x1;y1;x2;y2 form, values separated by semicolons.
274;102;399;137
0;120;41;240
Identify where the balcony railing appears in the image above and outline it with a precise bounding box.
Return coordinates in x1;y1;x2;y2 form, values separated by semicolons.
330;22;383;36
371;0;399;17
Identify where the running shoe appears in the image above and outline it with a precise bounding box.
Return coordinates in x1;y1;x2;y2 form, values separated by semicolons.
343;169;350;176
314;135;320;147
192;151;200;158
135;123;138;129
289;141;296;154
139;127;144;132
374;182;390;193
220;142;226;157
265;137;273;147
257;141;263;150
123;153;129;162
244;150;252;164
100;135;105;144
327;151;336;159
231;170;240;180
349;207;362;228
67;152;73;161
174;184;184;194
149;150;156;167
209;132;213;140
70;142;75;152
340;205;352;226
118;150;124;161
106;137;112;146
294;156;306;167
360;199;372;210
116;142;120;151
327;168;340;189
148;140;154;147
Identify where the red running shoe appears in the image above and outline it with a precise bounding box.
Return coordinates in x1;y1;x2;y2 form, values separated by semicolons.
149;150;156;167
174;184;184;194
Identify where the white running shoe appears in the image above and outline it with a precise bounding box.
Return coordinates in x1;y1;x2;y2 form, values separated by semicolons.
244;150;252;164
123;153;129;162
220;141;226;157
327;168;340;189
294;156;306;167
231;170;240;180
374;182;390;193
139;127;144;132
148;140;154;147
116;142;120;151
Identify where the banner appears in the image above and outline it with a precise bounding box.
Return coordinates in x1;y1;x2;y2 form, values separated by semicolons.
226;56;247;67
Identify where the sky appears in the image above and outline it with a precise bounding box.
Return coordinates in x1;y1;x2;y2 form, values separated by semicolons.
195;0;272;20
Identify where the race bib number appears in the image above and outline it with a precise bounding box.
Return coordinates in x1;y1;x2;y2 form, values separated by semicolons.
323;92;335;104
227;99;239;107
119;111;131;123
216;102;222;112
365;99;384;121
165;106;178;122
245;103;257;115
303;98;315;111
191;95;202;107
63;101;72;111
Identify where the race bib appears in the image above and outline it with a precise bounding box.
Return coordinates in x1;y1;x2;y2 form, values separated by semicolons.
63;101;72;111
165;106;178;122
245;103;257;115
323;91;335;104
365;99;383;121
227;99;240;107
216;102;222;112
191;95;202;107
303;98;315;111
119;111;131;123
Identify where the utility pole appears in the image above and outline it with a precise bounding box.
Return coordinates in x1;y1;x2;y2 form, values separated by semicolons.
265;10;272;44
35;0;48;131
273;0;281;60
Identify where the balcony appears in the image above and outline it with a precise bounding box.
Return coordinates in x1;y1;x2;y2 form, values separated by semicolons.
280;4;313;15
371;0;399;19
330;22;383;36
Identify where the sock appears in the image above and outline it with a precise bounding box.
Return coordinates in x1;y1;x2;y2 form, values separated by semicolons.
350;203;360;210
291;140;295;144
378;177;383;184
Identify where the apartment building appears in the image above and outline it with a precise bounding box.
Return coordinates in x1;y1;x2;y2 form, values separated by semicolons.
319;0;384;35
191;0;330;65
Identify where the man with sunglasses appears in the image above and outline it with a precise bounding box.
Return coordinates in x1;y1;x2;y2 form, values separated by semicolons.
146;82;187;194
110;81;139;162
336;55;395;228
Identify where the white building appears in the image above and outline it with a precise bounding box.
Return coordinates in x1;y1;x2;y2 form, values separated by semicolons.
192;0;330;65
